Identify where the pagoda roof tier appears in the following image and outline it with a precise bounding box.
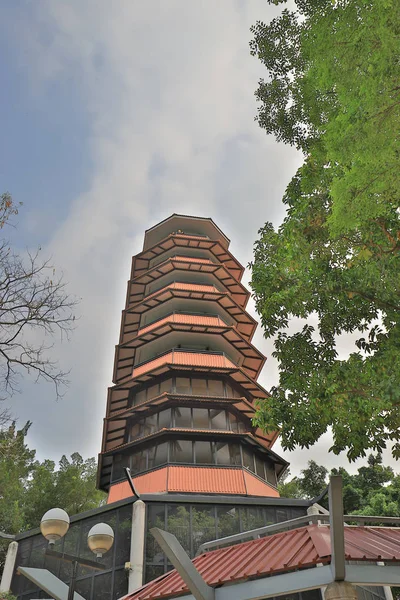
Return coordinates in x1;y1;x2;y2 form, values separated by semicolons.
129;349;268;396
120;282;257;341
98;428;286;490
106;465;280;501
126;256;250;308
102;393;278;454
108;392;256;421
143;214;230;251
101;429;286;471
113;316;265;383
105;356;269;418
132;233;244;282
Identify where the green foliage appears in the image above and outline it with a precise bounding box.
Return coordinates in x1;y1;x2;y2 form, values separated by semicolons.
250;0;400;460
281;454;400;519
278;460;328;499
0;592;17;600
0;422;106;569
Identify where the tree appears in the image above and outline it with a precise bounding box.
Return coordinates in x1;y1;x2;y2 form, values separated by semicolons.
0;422;106;569
278;460;327;499
249;0;400;460
280;454;400;519
0;192;77;405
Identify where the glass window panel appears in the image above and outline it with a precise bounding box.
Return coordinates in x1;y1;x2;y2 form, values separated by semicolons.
217;505;240;539
93;571;112;600
30;537;47;569
195;441;213;464
113;568;128;600
210;409;227;430
167;505;190;553
242;447;255;472
237;419;246;433
265;463;277;486
255;455;266;479
192;408;209;429
134;389;146;405
160;378;172;394
171;440;193;463
176;377;190;394
207;379;224;396
276;508;290;523
248;507;266;529
215;442;230;465
154;442;168;466
148;445;156;469
146;505;165;564
174;407;191;428
131;450;147;474
130;422;140;439
191;506;216;555
264;507;276;525
143;414;157;436
229;443;242;466
147;384;159;400
75;577;92;600
145;565;165;584
59;523;80;581
291;508;306;519
114;505;132;567
192;378;208;396
112;454;130;482
228;412;239;432
225;383;233;397
158;408;172;429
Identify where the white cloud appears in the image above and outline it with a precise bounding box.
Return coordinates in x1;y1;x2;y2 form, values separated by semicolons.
8;0;378;478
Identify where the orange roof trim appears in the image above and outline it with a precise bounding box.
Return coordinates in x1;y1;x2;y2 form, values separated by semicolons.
107;466;279;503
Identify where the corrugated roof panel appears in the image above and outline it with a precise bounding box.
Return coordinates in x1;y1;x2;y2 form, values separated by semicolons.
243;470;279;498
138;314;226;336
168;466;246;494
107;466;280;503
133;351;237;378
123;525;400;600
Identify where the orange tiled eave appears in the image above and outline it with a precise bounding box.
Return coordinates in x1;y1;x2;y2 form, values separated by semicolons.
107;466;279;503
133;351;236;378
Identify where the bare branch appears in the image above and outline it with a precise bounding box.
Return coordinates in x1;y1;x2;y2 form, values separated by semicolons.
0;194;78;400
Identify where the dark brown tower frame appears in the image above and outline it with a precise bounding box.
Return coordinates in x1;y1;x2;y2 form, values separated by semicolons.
98;215;287;502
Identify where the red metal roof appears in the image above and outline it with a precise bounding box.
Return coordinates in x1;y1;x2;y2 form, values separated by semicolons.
123;525;400;600
106;466;279;503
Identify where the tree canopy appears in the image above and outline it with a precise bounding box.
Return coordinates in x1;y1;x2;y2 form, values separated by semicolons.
249;0;400;460
0;422;106;569
279;454;399;518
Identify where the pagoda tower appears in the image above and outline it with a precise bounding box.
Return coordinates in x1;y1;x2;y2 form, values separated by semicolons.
98;214;287;500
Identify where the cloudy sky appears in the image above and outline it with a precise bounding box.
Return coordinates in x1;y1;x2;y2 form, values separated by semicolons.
0;1;391;478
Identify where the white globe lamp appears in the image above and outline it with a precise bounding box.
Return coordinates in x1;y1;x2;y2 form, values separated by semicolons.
40;508;70;545
87;523;114;558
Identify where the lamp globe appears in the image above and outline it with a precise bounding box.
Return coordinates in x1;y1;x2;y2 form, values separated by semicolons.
40;508;70;544
87;523;114;558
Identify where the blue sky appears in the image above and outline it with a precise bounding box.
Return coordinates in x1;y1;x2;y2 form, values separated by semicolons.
0;0;389;477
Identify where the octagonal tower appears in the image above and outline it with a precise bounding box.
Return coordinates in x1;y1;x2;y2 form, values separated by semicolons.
98;214;287;502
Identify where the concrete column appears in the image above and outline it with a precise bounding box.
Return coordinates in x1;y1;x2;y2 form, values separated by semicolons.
307;504;320;516
377;562;394;600
324;581;358;600
0;540;18;592
128;499;146;593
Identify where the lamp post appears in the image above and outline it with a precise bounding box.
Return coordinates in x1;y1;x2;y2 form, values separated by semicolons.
40;508;114;600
